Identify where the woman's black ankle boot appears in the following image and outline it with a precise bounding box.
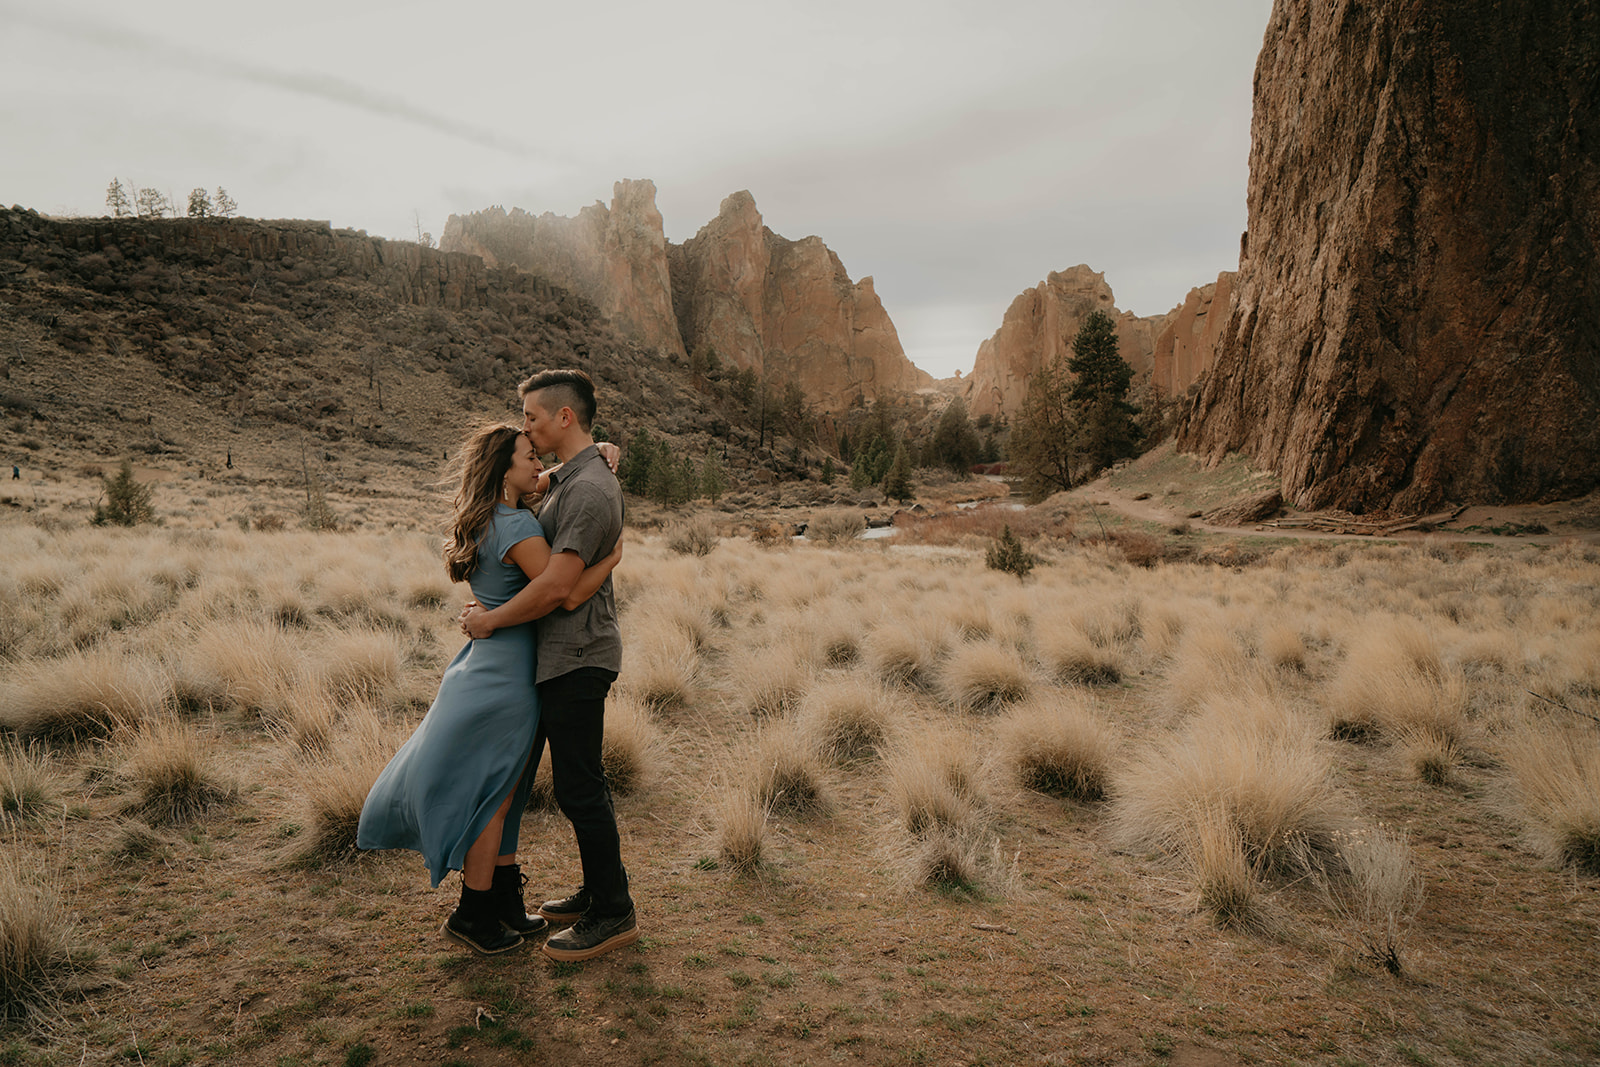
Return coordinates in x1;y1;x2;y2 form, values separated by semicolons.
443;884;524;955
492;864;549;937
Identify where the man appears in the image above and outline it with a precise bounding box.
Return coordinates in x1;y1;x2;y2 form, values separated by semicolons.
460;368;636;961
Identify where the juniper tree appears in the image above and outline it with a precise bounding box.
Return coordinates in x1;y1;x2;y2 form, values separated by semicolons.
92;460;155;526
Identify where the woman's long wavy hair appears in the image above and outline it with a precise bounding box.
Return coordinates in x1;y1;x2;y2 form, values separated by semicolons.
443;423;525;584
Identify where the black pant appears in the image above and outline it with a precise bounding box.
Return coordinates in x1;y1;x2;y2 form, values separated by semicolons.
534;667;631;916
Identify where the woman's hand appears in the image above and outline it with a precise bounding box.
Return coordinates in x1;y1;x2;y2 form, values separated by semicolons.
598;441;621;474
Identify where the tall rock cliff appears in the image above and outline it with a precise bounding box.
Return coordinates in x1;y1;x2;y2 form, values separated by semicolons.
670;191;932;409
442;179;684;360
448;186;931;411
960;265;1166;419
1152;272;1236;397
1177;0;1600;511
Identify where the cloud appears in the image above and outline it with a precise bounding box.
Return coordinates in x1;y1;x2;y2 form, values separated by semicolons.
2;5;546;159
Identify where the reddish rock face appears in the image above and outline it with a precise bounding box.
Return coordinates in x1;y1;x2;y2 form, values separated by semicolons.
672;191;932;409
1152;272;1235;397
1178;0;1600;511
447;186;931;411
960;265;1166;419
442;179;684;360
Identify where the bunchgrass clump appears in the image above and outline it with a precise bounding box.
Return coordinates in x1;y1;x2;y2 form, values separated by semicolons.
1319;826;1423;974
600;693;661;796
727;649;809;720
1500;722;1600;875
994;694;1117;801
0;742;53;820
1399;726;1460;787
617;622;698;712
1182;803;1261;929
863;625;941;690
1035;621;1122;686
797;676;897;764
316;628;406;704
937;640;1031;713
1109;695;1351;877
292;706;402;865
748;723;829;816
714;789;769;874
0;649;166;744
884;730;987;835
117;716;236;824
0;853;88;1021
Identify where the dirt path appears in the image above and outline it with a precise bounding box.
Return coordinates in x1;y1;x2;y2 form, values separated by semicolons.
1072;477;1599;548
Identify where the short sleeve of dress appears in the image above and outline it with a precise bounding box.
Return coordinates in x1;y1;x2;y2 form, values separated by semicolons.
490;508;544;563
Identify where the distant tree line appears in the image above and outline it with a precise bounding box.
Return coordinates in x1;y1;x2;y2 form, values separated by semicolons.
106;178;237;220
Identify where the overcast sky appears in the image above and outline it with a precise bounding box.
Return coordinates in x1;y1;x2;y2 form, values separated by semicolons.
0;0;1271;379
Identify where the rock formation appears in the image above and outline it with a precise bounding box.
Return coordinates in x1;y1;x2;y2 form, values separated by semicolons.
448;186;931;411
961;265;1167;419
443;179;684;360
670;192;932;409
1178;0;1600;511
1151;272;1235;397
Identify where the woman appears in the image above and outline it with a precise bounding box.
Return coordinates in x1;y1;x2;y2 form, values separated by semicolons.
357;424;622;955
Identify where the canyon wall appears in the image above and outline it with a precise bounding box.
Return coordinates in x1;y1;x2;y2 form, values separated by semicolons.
442;179;683;359
1177;0;1600;510
447;186;931;411
1151;272;1235;397
960;265;1167;419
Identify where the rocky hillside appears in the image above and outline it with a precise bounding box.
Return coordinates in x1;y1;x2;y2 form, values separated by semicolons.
1150;272;1235;399
959;265;1169;419
0;207;832;512
1176;0;1600;511
444;184;934;412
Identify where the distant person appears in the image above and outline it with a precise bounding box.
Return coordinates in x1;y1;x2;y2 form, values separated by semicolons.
225;449;232;470
358;423;622;956
10;465;17;480
460;369;636;962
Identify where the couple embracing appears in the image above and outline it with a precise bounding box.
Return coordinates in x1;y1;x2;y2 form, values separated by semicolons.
357;369;637;961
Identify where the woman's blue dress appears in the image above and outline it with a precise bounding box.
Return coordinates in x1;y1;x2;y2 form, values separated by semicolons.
358;505;543;886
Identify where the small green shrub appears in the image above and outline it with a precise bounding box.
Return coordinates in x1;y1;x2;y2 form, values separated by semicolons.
985;525;1035;579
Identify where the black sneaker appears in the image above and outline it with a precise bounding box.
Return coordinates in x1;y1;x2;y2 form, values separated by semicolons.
537;886;592;927
492;865;549;938
541;908;638;962
442;906;524;956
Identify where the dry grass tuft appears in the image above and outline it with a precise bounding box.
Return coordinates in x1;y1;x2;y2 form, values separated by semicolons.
884;730;987;834
714;788;769;874
0;853;88;1022
1161;623;1273;714
747;722;830;816
617;621;699;712
937;640;1031;713
993;694;1117;801
600;693;661;796
117;716;236;824
1109;695;1351;877
888;825;996;896
725;645;809;720
1327;653;1469;746
863;624;943;690
171;619;302;715
0;649;166;743
1398;726;1460;787
315;629;406;704
1500;722;1600;875
1035;621;1122;686
1319;826;1423;974
797;676;898;764
1261;623;1309;673
1182;803;1262;929
292;706;404;865
0;742;54;820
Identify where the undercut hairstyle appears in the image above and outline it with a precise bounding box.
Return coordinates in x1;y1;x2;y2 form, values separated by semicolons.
519;368;597;430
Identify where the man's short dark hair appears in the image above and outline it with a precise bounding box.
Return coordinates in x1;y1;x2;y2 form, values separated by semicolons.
519;369;597;430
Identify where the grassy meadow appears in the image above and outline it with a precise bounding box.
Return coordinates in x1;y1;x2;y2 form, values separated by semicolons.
1;516;1598;1066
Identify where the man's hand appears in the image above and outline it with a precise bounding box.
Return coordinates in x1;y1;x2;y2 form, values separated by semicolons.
459;602;496;640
